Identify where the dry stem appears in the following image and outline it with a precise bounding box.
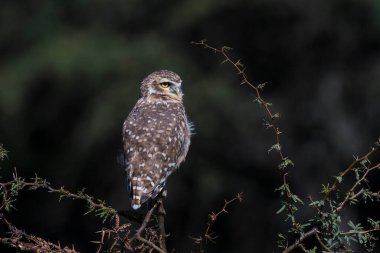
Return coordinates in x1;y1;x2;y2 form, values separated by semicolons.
190;192;243;250
0;217;79;253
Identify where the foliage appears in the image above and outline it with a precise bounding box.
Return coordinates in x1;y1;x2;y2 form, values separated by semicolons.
0;145;8;161
193;40;380;252
0;154;242;252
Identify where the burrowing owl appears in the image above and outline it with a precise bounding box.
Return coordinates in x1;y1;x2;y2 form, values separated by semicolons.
122;70;191;210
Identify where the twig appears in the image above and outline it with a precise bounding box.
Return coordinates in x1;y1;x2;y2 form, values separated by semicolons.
0;170;168;253
282;228;318;253
192;39;302;250
325;145;380;199
0;217;79;253
93;222;133;253
191;40;289;164
132;202;165;253
298;244;308;252
190;192;243;248
0;171;117;222
315;233;333;253
192;39;298;201
157;197;167;252
341;228;380;236
336;162;380;212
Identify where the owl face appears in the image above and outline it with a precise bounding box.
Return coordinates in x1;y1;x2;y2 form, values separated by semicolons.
140;70;183;101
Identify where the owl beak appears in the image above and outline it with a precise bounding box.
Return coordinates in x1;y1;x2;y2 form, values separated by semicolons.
170;85;183;97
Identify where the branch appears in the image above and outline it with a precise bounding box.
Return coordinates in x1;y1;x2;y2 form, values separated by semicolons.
192;39;302;248
132;202;166;253
157;197;167;252
0;170;117;222
341;227;380;236
326;144;380;199
315;233;333;253
0;217;79;253
0;170;167;253
336;162;380;212
191;40;290;165
282;228;318;253
92;212;135;253
190;192;243;248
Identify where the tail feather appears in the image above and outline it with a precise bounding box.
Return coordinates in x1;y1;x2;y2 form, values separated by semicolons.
131;176;143;209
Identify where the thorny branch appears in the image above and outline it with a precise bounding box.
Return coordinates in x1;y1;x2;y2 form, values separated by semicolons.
281;227;338;253
192;39;295;184
157;197;167;252
1;147;241;253
283;142;380;252
0;217;79;253
336;161;380;212
192;39;303;246
0;170;117;222
193;40;380;252
327;144;379;201
0;170;169;253
281;228;318;253
190;192;243;250
341;228;380;236
191;40;289;164
132;201;165;253
315;233;333;253
93;198;168;253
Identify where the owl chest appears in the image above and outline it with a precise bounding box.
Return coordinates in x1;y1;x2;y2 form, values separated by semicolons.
126;103;186;148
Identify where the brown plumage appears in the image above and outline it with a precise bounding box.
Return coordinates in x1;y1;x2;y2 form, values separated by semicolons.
122;70;191;209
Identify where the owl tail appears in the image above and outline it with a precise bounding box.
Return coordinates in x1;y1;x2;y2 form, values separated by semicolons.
131;176;144;210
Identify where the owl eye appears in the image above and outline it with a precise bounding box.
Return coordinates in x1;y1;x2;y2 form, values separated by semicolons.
160;82;170;88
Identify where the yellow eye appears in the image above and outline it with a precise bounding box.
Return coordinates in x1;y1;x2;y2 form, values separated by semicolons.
160;82;170;88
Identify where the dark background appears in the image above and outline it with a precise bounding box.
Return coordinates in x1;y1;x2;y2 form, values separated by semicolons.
1;0;380;252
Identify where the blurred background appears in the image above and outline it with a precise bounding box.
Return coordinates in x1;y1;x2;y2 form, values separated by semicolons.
1;0;380;252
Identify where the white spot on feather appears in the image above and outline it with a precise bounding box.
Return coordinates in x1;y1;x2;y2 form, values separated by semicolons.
133;186;143;191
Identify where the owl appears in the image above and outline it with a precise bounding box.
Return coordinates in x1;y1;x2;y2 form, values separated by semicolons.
122;70;192;210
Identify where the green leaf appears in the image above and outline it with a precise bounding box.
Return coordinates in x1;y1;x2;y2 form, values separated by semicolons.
0;144;8;160
278;158;294;170
290;194;304;204
335;176;343;183
257;82;267;90
268;143;281;153
321;184;331;194
276;204;286;214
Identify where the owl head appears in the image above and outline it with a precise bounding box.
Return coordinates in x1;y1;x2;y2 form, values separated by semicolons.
140;70;183;101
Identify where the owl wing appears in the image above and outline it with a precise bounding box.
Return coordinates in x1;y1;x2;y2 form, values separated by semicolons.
122;101;189;209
